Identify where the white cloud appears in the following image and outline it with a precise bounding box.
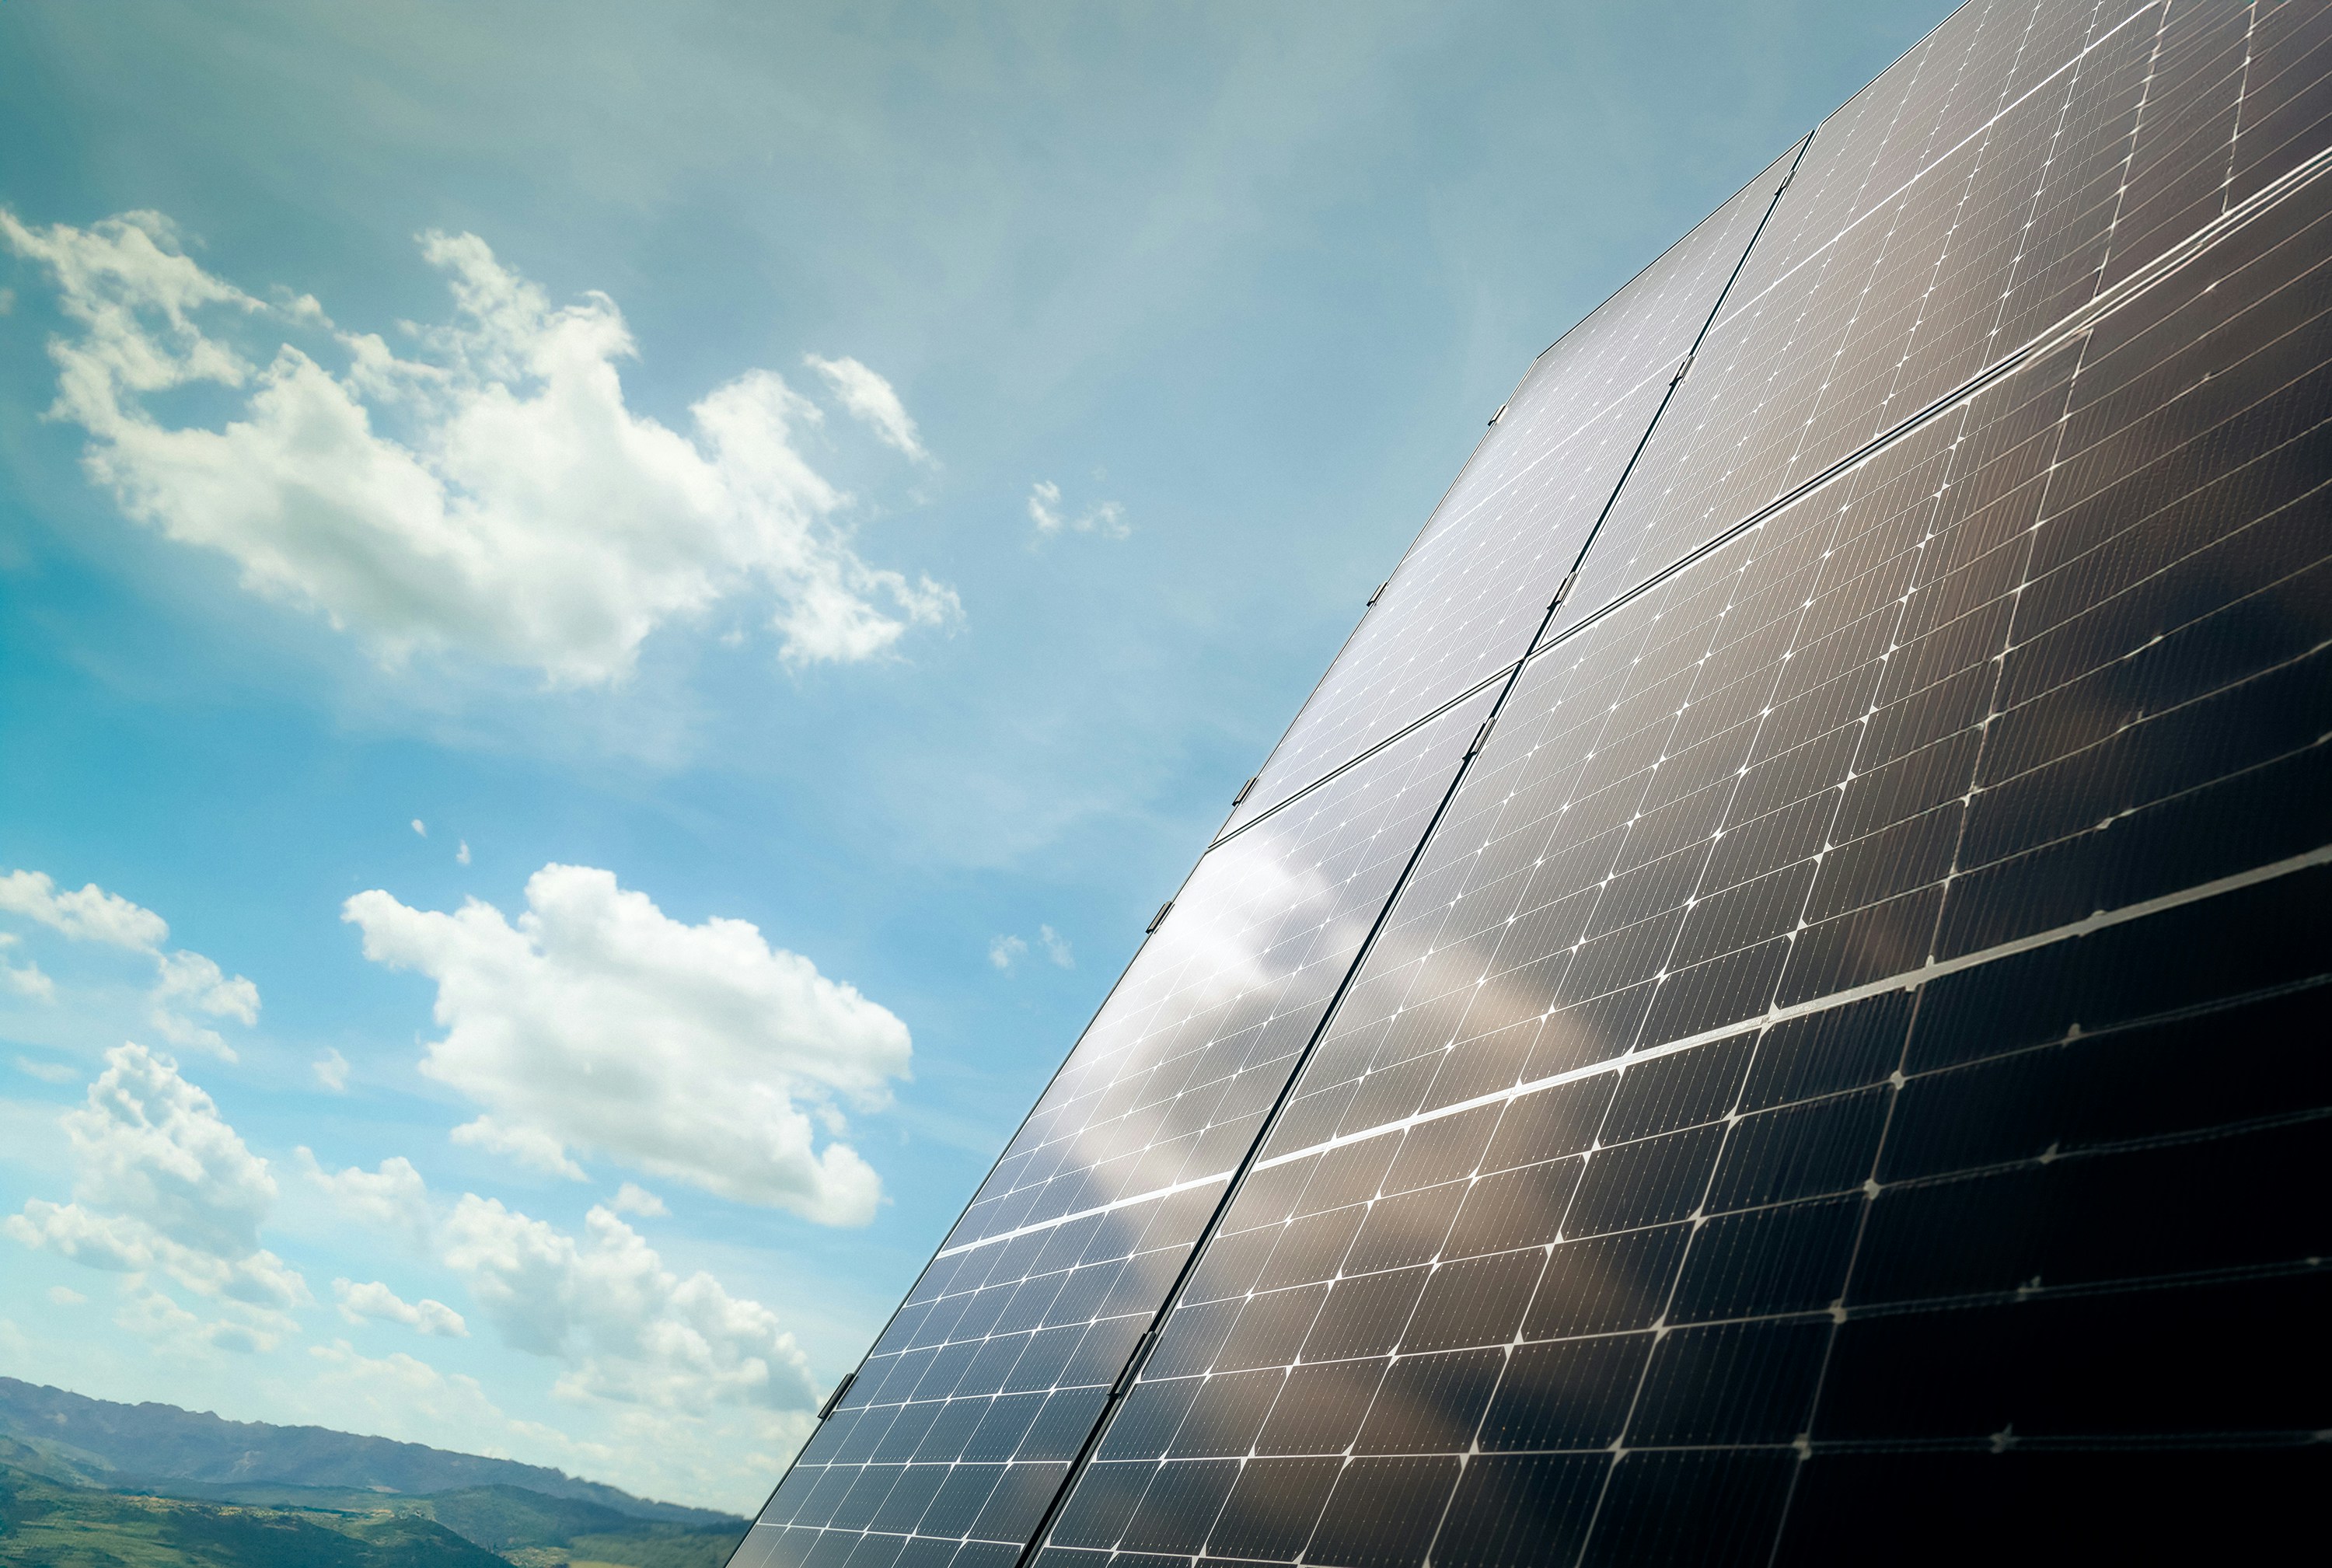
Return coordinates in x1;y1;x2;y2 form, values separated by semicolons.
992;927;1071;973
609;1182;667;1218
333;1277;469;1337
450;1115;586;1181
12;1055;76;1084
343;864;910;1223
4;959;58;1001
297;1149;436;1245
5;1043;309;1322
412;819;428;838
805;354;930;464
46;1285;87;1306
0;869;169;949
115;1276;285;1355
0;868;259;1059
312;1049;351;1093
456;840;472;866
301;1339;578;1461
152;956;262;1040
440;1196;816;1412
1027;478;1128;540
1;210;958;683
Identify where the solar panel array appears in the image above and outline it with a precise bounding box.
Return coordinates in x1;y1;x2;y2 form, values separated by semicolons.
737;3;2332;1563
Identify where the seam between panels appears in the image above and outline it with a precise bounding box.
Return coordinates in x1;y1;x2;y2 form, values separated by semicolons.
1207;666;1518;850
1534;131;1820;641
1007;135;1818;1568
1213;348;1560;844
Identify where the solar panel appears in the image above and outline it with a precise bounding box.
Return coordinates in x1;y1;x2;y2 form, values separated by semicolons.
1217;145;1803;836
731;688;1502;1568
732;3;2332;1563
1021;85;2332;1568
1563;0;2264;621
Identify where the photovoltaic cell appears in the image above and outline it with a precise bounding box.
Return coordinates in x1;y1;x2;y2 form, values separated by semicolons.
1215;147;1801;836
731;689;1499;1568
733;4;2332;1564
1021;101;2332;1568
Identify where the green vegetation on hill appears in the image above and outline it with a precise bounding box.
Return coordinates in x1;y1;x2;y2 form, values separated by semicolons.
0;1461;505;1566
0;1462;749;1568
0;1381;729;1528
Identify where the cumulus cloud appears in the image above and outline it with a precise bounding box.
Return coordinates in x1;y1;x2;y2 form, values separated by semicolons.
312;1049;351;1093
456;840;471;866
1;209;957;683
1039;924;1074;968
5;1043;309;1349
441;1196;817;1411
411;819;428;838
334;1277;468;1337
609;1182;667;1218
1;934;55;1002
987;933;1028;971
343;864;910;1223
0;869;259;1058
299;1154;813;1429
0;869;169;949
805;354;930;464
1027;479;1127;540
297;1150;436;1245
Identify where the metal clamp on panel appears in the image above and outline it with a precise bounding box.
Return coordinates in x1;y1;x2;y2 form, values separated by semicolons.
1548;567;1580;612
1489;401;1509;426
1231;776;1256;806
1111;1330;1160;1399
1147;900;1174;934
815;1371;856;1421
1367;580;1388;606
1670;350;1696;385
1468;716;1496;758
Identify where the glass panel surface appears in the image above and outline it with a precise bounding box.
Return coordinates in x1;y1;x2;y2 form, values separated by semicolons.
731;689;1499;1568
1024;136;2332;1568
1565;0;2329;620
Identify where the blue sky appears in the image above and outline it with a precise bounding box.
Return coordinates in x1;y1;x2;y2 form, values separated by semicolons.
0;0;1942;1513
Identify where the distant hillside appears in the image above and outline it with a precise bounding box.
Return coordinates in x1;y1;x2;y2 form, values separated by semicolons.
0;1458;510;1566
0;1379;735;1527
0;1455;748;1567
